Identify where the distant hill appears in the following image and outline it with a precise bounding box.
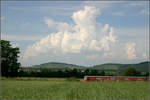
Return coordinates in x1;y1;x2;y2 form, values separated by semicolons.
22;61;149;72
31;62;85;70
92;61;149;72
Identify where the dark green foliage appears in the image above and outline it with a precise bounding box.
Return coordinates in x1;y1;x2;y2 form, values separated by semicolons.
90;70;98;75
123;66;141;76
84;69;90;75
18;68;107;78
144;72;149;77
71;68;78;77
100;71;105;76
1;40;20;77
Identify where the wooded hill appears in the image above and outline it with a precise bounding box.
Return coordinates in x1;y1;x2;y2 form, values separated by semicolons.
22;61;149;72
92;61;149;72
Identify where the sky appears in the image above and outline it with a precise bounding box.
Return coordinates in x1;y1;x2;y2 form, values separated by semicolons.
1;1;149;67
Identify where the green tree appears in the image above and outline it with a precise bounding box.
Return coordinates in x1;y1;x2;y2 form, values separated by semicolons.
1;40;20;77
90;70;98;75
145;72;149;77
71;68;78;77
123;66;141;76
84;69;89;75
100;71;105;76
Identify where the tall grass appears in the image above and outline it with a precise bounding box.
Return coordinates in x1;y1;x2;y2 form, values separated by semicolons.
0;78;149;100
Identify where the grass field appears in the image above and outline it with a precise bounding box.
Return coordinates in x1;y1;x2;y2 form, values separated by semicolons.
0;77;149;100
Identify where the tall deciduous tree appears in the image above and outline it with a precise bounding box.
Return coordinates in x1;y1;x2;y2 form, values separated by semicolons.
123;66;141;76
1;40;20;77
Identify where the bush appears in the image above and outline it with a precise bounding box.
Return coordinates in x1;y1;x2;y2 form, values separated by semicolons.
123;66;141;76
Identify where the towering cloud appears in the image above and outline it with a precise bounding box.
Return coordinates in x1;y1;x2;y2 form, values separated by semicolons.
23;6;117;60
125;42;137;59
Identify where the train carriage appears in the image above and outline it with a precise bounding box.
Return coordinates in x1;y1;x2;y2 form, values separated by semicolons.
84;76;149;82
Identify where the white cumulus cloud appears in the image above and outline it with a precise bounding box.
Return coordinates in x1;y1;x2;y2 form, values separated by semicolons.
44;17;73;32
142;52;147;59
23;6;117;60
125;42;137;59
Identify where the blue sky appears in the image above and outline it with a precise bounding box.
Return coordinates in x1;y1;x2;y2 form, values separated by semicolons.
1;1;149;67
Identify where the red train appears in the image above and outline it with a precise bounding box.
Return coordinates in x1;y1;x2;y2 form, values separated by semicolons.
84;76;149;82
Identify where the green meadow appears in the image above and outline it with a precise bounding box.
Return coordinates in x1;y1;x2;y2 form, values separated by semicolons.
0;77;149;100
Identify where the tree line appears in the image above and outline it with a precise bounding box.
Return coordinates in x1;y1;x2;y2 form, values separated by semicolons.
1;40;149;78
18;67;149;78
18;69;105;78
